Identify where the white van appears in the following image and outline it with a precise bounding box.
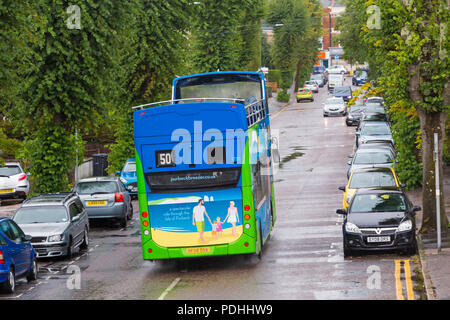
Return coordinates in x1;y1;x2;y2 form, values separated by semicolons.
328;74;344;92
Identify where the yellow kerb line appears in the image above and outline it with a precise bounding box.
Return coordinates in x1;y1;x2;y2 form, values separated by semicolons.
270;103;291;120
395;260;404;300
403;259;415;300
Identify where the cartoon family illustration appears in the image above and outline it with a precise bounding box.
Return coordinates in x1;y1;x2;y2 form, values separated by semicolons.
192;199;240;244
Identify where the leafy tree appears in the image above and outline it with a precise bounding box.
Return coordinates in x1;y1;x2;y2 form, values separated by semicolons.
11;0;133;193
107;0;192;173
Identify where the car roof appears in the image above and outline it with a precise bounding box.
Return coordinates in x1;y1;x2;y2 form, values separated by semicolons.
351;167;394;174
355;148;392;154
354;188;403;195
361;121;389;126
22;192;77;207
1;162;21;166
77;176;119;183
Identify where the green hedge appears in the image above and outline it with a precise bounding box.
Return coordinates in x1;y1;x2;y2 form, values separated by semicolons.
276;89;290;102
267;69;281;83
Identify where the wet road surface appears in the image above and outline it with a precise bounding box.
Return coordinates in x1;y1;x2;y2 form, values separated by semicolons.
0;77;424;300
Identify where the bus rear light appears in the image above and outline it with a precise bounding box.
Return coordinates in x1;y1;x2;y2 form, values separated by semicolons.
244;214;250;220
0;250;4;264
244;205;250;212
244;223;250;230
144;230;150;236
148;248;152;253
244;242;249;247
114;193;124;202
143;221;149;227
142;212;148;218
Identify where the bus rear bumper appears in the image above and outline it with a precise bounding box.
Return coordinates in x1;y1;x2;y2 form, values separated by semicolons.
141;234;257;260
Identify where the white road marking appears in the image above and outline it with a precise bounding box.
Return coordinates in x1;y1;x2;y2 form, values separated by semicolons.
158;277;181;300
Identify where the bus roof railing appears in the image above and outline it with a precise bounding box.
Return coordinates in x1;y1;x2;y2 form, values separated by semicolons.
132;97;246;110
133;97;267;127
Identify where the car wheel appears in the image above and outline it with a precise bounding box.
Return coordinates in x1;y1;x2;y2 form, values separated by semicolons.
1;267;15;294
27;258;38;282
297;100;300;103
127;203;133;220
343;242;353;258
406;238;418;255
80;228;89;250
346;121;351;126
67;238;74;258
120;214;127;228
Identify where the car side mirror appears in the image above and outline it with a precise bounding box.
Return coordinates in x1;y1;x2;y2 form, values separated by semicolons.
338;186;346;191
412;205;421;212
336;209;347;215
347;161;352;165
400;183;406;188
348;154;353;158
355;132;360;136
24;235;32;242
115;171;121;175
26;172;31;176
72;215;80;222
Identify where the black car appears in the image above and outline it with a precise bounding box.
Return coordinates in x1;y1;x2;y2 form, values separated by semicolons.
332;86;353;102
336;189;421;257
352;70;368;86
346;105;366;126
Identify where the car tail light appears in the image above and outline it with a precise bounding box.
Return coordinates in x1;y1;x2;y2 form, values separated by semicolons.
0;250;4;264
18;174;27;181
114;193;124;202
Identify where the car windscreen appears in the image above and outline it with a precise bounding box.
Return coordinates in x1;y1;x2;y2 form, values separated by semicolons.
311;75;322;80
175;73;262;104
361;124;391;135
325;98;343;104
354;152;393;164
0;166;21;176
349;172;397;188
14;206;69;224
333;87;351;94
349;106;363;113
355;71;367;77
75;181;119;194
350;193;407;213
123;161;136;173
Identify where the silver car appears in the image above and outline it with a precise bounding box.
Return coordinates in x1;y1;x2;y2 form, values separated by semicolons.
323;97;347;117
347;148;396;179
0;162;30;201
356;121;394;147
13;193;89;258
74;177;133;228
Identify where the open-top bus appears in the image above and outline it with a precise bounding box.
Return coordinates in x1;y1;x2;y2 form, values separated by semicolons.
133;71;276;260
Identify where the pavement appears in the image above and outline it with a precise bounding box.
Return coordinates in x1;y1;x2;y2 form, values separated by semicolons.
406;165;450;300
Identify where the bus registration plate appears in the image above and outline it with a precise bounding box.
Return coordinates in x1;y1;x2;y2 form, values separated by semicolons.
186;247;211;255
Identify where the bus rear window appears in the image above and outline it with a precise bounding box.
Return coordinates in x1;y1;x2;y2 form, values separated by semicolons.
146;168;241;192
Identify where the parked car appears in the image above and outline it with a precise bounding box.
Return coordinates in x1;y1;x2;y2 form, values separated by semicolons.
365;96;384;106
312;65;326;75
339;167;403;209
310;74;325;87
346;105;366;126
0;218;37;293
332;86;353;102
303;80;319;93
74;177;133;228
323;97;347;117
327;65;348;74
117;158;137;196
13;193;89;258
356;121;394;147
328;74;344;92
297;88;314;102
355;141;397;158
347;148;396;179
352;70;368;86
0;162;30;201
337;189;420;257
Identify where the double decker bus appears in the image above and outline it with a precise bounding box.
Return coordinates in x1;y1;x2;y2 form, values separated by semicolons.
133;71;276;260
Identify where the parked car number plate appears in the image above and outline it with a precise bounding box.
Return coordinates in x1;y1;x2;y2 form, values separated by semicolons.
87;200;107;206
367;236;391;243
0;189;14;194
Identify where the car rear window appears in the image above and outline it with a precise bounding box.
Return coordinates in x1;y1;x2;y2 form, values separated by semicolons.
0;166;21;176
123;161;136;173
75;181;119;194
354;152;393;164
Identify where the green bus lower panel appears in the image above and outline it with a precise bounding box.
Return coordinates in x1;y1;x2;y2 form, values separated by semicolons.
142;233;256;260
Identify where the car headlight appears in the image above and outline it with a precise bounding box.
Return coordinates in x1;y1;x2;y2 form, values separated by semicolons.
397;220;412;232
48;234;64;242
348;115;354;119
345;222;361;234
120;177;127;184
